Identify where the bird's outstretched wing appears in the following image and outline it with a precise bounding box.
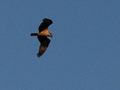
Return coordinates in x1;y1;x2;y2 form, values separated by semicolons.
38;18;53;32
37;36;50;57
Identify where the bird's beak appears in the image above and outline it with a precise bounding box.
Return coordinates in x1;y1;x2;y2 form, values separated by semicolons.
50;33;53;38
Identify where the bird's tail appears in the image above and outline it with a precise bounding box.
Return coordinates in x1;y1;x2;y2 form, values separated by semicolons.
30;33;38;36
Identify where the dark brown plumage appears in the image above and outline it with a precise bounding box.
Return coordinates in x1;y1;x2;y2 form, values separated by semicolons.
31;18;53;57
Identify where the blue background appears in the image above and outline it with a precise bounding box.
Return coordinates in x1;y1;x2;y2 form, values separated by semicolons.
0;0;120;90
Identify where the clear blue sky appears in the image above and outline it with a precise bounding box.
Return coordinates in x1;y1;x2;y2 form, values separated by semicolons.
0;0;120;90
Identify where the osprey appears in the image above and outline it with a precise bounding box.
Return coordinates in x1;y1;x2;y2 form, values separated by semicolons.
30;18;53;57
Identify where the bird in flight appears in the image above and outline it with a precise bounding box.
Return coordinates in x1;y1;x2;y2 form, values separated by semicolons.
30;18;53;57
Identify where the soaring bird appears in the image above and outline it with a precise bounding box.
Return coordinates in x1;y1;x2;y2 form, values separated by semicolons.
30;18;53;57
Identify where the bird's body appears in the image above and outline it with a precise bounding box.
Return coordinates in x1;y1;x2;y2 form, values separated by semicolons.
31;18;53;57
